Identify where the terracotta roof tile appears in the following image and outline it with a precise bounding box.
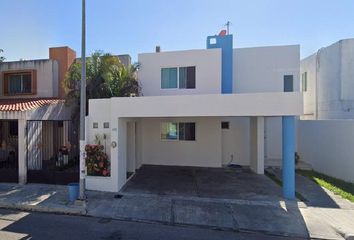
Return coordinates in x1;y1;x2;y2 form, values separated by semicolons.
0;98;64;112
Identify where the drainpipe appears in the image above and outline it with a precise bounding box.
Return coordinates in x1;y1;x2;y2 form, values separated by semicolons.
315;48;323;120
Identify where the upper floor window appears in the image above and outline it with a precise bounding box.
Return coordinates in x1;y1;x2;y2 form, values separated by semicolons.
301;72;307;92
283;75;294;92
179;67;196;89
161;66;195;89
161;68;177;89
3;70;36;95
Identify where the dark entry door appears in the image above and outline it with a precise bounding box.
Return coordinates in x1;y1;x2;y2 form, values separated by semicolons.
26;120;79;185
0;120;19;183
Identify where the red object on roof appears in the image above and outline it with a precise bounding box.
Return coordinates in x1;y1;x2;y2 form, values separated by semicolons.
0;98;63;112
219;30;227;36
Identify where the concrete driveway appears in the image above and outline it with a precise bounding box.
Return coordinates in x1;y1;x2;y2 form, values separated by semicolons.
87;166;314;238
87;166;349;238
121;165;283;201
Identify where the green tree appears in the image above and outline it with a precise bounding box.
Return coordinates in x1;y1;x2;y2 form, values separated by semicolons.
0;49;5;62
63;50;140;120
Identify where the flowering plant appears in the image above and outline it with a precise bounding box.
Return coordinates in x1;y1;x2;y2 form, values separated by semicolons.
85;144;110;177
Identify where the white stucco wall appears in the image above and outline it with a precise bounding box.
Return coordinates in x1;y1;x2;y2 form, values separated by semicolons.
85;99;118;192
301;39;354;120
221;117;250;166
300;53;317;120
234;45;300;93
298;120;354;182
0;59;59;98
138;49;222;96
105;93;303;118
232;45;300;165
140;117;222;168
264;117;282;163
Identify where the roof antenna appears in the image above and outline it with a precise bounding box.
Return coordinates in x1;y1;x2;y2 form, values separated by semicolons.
224;21;232;35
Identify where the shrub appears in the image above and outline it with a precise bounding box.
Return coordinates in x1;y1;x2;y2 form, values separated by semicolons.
85;144;110;176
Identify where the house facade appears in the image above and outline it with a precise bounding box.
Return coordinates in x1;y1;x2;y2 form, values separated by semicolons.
0;47;78;184
86;33;303;199
300;39;354;120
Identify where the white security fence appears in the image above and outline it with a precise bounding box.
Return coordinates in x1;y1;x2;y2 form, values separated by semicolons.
298;120;354;182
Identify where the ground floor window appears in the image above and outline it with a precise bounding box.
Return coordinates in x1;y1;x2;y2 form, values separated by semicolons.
161;122;196;141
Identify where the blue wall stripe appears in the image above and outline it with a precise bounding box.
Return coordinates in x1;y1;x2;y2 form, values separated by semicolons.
206;35;233;94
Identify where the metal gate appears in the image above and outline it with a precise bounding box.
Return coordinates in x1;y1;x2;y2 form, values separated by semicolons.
0;120;19;183
26;120;79;185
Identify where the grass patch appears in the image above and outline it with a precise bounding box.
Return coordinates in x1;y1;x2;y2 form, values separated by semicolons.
265;170;307;202
297;170;354;203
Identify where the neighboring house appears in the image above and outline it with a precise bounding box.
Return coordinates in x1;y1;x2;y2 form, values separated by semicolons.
298;39;354;183
86;33;303;199
0;47;78;184
300;39;354;120
116;54;131;69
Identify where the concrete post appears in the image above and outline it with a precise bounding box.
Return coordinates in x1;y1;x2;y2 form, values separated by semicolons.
117;118;127;191
282;116;295;199
250;117;264;174
256;117;265;174
18;119;27;184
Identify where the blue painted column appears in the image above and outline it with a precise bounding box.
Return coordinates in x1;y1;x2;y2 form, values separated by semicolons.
282;116;295;199
206;34;233;94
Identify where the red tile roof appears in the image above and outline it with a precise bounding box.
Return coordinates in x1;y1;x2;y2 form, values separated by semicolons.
0;98;64;112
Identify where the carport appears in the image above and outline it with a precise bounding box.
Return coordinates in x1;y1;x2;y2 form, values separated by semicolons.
121;165;282;201
86;92;303;199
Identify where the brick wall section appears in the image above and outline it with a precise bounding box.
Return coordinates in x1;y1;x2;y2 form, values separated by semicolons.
49;47;76;98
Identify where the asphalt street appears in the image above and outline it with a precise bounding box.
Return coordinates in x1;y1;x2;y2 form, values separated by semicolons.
0;208;306;240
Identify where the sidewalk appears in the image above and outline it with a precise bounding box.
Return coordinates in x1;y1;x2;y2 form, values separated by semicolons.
267;168;354;239
0;183;85;215
0;181;352;239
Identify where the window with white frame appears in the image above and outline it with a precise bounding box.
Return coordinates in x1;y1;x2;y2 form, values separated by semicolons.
161;66;195;89
161;68;177;89
161;122;196;141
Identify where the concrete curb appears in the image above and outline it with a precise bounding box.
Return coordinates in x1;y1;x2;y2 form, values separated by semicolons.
0;202;87;216
87;211;310;239
0;199;348;240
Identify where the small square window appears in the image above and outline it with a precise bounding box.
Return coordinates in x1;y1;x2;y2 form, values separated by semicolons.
209;38;217;44
93;122;98;129
103;122;109;128
221;122;229;129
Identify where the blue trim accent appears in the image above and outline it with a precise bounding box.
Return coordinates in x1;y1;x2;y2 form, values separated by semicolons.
206;35;233;94
282;116;295;200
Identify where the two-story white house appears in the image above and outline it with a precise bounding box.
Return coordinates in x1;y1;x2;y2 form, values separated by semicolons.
86;33;303;199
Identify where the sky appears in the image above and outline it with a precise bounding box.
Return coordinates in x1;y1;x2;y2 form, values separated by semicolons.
1;0;354;62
